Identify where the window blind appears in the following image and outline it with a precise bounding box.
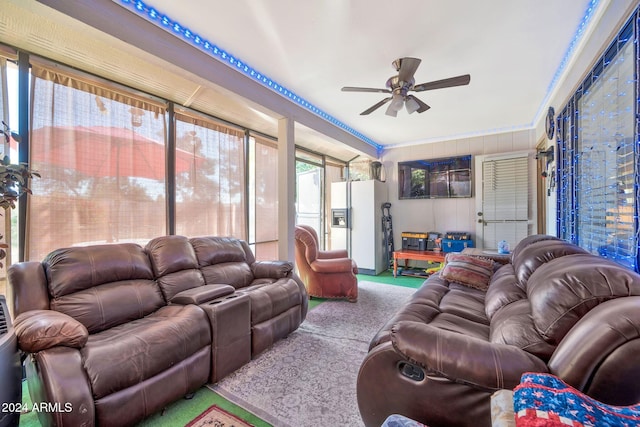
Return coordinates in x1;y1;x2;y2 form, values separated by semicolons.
28;64;168;261
574;36;636;269
174;111;246;240
481;155;530;249
557;13;638;271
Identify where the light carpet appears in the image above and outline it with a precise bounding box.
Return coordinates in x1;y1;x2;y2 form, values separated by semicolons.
210;281;416;427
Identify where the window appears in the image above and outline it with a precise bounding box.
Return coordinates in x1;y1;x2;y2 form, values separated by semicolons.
4;45;340;264
28;63;169;261
174;111;246;239
249;133;278;260
557;12;638;270
295;148;347;251
0;50;17;277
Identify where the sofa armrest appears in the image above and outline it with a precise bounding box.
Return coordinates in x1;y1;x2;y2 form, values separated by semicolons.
251;260;293;279
26;346;95;426
14;310;89;352
317;249;349;259
548;296;640;403
7;261;50;318
171;284;236;305
391;321;548;390
309;258;355;274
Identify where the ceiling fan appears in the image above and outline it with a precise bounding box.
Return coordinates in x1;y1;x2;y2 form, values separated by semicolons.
341;57;470;117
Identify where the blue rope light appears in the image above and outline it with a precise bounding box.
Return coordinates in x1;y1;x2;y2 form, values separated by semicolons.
546;0;600;94
118;0;383;154
533;0;600;124
556;8;640;271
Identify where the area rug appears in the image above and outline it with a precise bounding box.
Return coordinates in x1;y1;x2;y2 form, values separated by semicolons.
186;404;254;427
210;281;417;427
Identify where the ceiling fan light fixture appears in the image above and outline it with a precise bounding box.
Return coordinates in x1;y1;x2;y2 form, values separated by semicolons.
385;102;399;117
405;96;420;114
385;93;403;116
388;92;404;113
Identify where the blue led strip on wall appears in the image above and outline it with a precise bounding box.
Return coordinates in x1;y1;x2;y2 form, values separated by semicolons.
118;0;383;154
546;0;600;95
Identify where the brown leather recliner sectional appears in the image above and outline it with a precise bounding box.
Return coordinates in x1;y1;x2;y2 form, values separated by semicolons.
8;235;308;427
357;235;640;427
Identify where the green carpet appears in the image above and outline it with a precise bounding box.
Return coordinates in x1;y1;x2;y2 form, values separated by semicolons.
357;270;427;289
18;271;423;426
18;381;270;427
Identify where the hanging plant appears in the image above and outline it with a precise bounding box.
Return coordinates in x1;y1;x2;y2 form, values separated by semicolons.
0;121;39;267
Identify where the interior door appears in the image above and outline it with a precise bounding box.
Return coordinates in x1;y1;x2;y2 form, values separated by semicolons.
475;151;535;249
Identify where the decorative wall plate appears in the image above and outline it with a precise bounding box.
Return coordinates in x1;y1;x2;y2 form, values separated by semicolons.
546;106;555;139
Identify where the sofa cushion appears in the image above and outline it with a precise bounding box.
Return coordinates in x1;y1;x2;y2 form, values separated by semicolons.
156;269;207;302
369;274;490;350
200;263;254;289
44;243;154;295
527;254;640;345
489;299;555;360
440;253;494;290
146;235;199;277
438;281;489;325
509;234;561;262
81;304;210;399
191;237;255;288
50;280;165;334
146;236;207;301
44;244;163;333
485;264;526;320
191;236;248;266
512;239;589;288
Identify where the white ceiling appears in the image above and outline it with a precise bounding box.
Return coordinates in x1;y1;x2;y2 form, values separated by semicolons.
2;0;599;159
122;0;594;149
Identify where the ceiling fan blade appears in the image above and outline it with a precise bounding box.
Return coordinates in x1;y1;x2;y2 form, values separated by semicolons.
397;57;421;83
361;97;392;115
413;74;471;92
342;86;391;94
407;95;430;113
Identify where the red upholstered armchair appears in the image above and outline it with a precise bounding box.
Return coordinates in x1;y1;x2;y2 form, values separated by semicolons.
294;225;358;302
297;224;350;260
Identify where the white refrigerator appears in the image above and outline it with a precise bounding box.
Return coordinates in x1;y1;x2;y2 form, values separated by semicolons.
331;180;388;275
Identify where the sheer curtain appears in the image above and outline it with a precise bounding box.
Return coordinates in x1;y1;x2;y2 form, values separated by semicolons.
250;133;278;260
28;63;168;261
174;111;246;239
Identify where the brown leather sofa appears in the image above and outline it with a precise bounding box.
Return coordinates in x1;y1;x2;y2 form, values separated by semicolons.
8;235;307;427
294;224;358;301
357;235;640;427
